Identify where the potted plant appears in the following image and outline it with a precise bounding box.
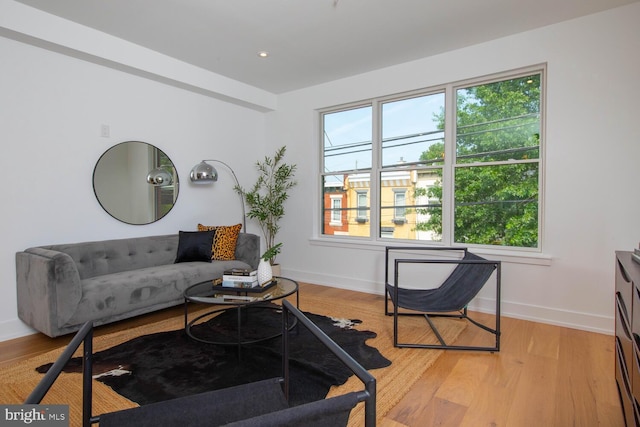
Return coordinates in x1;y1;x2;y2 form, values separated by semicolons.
235;146;297;273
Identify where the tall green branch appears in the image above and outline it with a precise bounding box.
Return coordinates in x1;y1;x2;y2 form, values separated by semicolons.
235;146;297;264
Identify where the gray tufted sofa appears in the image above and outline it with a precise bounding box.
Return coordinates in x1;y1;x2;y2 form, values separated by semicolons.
16;232;260;337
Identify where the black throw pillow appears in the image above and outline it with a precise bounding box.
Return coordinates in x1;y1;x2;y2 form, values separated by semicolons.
175;230;215;263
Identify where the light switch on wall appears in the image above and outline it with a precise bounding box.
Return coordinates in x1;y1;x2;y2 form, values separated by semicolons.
100;124;110;138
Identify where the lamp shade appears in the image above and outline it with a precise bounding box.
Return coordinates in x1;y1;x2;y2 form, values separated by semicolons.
146;168;173;186
189;159;246;231
190;161;218;183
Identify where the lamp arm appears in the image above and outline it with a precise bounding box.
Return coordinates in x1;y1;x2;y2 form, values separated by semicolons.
202;159;247;231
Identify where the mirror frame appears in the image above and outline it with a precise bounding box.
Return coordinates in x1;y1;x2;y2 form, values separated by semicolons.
93;141;179;225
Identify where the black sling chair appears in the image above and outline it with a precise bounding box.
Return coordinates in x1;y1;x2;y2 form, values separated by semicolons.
25;300;376;427
385;246;501;352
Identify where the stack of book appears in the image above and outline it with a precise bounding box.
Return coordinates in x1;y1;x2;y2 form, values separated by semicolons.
221;269;259;288
633;246;640;265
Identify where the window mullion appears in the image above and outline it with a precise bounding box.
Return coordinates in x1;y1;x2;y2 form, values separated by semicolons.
441;84;456;246
371;101;381;241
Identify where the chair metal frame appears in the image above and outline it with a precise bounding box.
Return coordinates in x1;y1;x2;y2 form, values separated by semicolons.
282;300;376;426
26;300;376;426
384;246;501;352
25;321;95;425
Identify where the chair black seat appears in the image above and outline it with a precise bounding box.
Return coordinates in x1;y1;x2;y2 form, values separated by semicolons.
386;251;496;312
99;378;286;427
100;377;360;427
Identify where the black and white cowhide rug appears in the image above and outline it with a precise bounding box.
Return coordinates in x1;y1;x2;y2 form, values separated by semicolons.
37;306;390;407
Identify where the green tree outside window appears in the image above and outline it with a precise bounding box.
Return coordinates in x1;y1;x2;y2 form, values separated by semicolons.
416;74;541;247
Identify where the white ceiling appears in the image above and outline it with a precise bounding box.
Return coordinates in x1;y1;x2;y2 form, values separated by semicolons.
15;0;639;94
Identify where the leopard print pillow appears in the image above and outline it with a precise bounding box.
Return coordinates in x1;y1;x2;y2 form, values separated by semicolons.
197;223;242;261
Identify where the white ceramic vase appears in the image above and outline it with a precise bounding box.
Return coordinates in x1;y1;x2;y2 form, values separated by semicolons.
257;259;273;285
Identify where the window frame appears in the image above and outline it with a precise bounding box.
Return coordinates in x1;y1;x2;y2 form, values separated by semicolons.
356;190;369;223
393;189;406;222
318;64;545;254
329;195;342;226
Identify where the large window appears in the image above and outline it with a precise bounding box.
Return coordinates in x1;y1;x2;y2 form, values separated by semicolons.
321;66;544;249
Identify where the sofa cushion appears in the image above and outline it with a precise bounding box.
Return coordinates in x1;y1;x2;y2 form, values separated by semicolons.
175;231;215;263
197;223;242;261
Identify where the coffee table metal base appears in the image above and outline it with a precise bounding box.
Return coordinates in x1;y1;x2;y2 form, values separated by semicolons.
183;277;299;355
185;304;297;346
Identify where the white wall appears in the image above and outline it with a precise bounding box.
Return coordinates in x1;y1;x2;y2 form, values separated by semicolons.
269;3;640;334
0;35;266;340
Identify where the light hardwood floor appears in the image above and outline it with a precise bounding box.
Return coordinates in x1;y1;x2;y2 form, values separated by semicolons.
0;282;625;426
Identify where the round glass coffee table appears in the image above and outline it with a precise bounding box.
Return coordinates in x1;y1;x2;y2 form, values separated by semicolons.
183;276;299;348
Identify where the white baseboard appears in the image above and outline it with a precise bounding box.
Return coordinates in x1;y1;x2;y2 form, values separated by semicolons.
286;268;380;296
468;296;614;335
284;268;615;336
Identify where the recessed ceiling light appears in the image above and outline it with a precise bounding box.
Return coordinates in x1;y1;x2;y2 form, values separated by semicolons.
258;51;269;58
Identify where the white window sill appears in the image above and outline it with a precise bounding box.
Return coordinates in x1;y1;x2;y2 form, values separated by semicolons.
309;237;552;266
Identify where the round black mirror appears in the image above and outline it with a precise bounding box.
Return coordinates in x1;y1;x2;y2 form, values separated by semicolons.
93;141;179;225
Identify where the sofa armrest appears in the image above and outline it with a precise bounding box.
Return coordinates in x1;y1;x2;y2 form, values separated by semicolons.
234;233;260;270
16;248;82;337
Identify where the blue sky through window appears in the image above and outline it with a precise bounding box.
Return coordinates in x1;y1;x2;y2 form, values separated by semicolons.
323;92;445;176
